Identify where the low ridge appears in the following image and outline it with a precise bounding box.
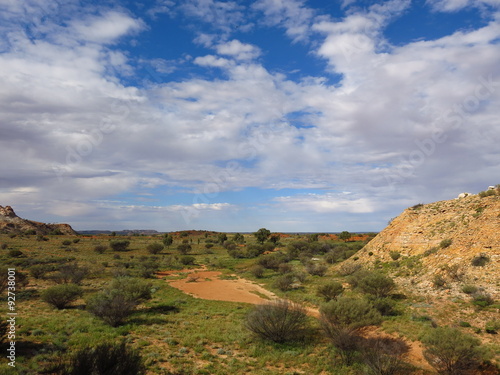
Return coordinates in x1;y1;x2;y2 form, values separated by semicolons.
0;205;76;235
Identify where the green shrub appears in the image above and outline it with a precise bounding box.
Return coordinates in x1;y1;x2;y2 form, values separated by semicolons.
52;263;90;285
357;272;396;298
29;264;54;279
422;327;482;374
273;274;295;291
320;297;382;365
86;278;152;326
146;243;164;254
110;240;131;252
250;265;265;278
41;284;83;309
320;296;382;334
8;249;24;258
316;281;343;302
62;240;72;246
180;255;196;265
94;244;107;254
177;243;191;255
389;251;400;260
485;320;500;334
471;292;495;308
432;274;446;288
461;284;478;294
372;297;400;316
0;243;7;250
62;342;145;375
471;253;490;267
245;300;309;343
304;262;328;276
439;239;452;249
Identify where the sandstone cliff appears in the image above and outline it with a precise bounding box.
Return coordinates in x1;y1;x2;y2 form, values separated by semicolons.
0;205;76;235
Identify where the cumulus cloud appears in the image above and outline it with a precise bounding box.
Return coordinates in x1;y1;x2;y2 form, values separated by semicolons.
215;40;261;60
252;0;315;42
1;0;500;231
428;0;500;12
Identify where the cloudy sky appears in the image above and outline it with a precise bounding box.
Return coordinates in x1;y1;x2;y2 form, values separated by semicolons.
1;0;499;232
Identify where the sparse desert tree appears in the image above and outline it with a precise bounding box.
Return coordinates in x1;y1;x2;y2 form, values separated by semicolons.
359;337;411;375
86;278;152;326
110;240;131;252
41;284;83;309
52;263;89;285
338;231;352;242
146;242;163;254
177;243;192;255
422;327;482;375
316;281;344;302
253;228;271;244
94;244;108;254
320;296;382;365
61;341;145;375
162;234;173;248
245;299;309;343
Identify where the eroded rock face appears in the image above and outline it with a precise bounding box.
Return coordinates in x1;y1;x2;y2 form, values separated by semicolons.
0;205;76;235
357;194;499;298
362;195;500;260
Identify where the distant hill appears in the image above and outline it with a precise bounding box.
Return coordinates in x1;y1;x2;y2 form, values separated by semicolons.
78;230;160;236
0;205;76;235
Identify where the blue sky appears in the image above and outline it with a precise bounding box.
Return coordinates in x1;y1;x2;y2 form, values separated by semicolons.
1;0;500;232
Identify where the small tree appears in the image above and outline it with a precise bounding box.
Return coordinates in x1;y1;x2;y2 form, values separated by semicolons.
232;233;245;244
177;243;192;255
245;300;309;343
62;342;145;375
217;233;228;244
110;240;130;252
41;284;83;309
253;228;271;244
422;327;482;374
162;234;173;248
338;231;352;242
146;242;163;254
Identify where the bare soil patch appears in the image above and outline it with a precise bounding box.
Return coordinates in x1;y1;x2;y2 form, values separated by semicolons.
158;268;277;304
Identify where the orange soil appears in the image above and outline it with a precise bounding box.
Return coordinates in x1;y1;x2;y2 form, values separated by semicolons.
158;267;434;373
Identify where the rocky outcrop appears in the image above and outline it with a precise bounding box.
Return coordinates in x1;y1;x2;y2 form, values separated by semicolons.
357;194;499;297
361;195;500;260
0;205;76;235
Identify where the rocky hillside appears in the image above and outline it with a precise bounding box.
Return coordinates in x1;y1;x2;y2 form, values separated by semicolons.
0;205;76;235
357;191;499;298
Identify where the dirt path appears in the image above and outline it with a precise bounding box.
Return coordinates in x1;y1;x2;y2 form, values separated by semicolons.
157;267;434;373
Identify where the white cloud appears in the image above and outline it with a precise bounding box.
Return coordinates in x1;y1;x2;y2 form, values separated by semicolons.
274;193;377;213
69;11;145;44
252;0;315;42
428;0;500;12
193;54;233;68
215;40;261;60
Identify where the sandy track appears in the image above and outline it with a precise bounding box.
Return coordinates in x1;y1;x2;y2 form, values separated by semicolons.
157;267;433;373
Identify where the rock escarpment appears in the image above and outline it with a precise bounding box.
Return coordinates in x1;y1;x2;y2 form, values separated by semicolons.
0;205;76;235
358;193;499;296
